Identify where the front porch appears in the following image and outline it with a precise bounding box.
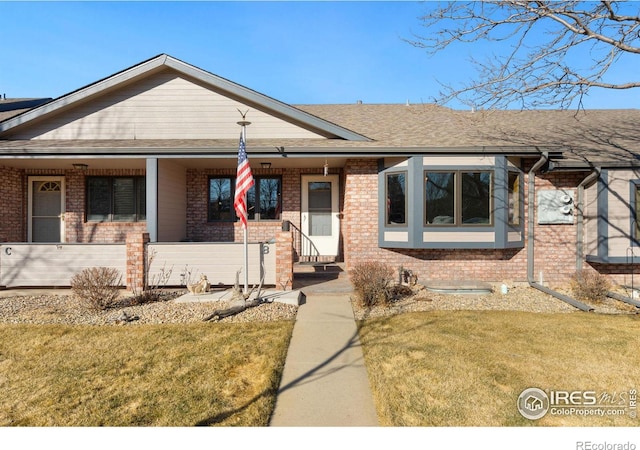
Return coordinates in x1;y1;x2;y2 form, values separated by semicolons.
0;232;293;292
0;154;355;292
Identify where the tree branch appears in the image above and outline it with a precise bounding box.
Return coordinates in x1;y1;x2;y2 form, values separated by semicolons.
410;1;640;109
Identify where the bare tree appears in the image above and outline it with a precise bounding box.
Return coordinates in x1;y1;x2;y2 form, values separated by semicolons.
410;1;640;109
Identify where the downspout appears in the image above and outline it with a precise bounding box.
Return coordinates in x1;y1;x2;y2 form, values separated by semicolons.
606;290;640;309
527;152;594;312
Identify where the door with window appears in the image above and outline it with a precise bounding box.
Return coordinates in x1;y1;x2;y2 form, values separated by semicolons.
28;177;65;243
301;175;340;257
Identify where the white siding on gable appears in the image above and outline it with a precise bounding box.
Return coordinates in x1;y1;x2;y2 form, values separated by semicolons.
12;70;325;140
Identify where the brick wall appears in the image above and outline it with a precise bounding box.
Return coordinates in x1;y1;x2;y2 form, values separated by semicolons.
530;170;584;284
276;230;294;290
4;160;637;286
586;263;638;286
17;168;147;243
343;159;379;268
0;165;24;241
65;169;147;243
126;232;149;293
186;167;332;243
186;168;284;242
341;158;595;285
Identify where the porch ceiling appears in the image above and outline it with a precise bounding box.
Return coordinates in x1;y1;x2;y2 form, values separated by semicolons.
171;157;350;170
2;158;147;170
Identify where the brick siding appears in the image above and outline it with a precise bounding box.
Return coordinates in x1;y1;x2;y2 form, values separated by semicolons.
3;161;638;287
65;169;147;243
186;167;334;243
276;230;294;290
0;165;25;241
341;158;623;286
126;232;149;293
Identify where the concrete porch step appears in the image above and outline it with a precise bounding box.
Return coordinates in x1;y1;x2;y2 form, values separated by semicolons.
296;255;337;264
294;262;346;274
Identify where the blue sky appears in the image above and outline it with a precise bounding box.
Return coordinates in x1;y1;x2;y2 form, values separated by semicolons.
1;1;638;109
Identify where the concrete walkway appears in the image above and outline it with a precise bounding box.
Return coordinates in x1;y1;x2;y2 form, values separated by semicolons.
1;269;380;426
269;288;379;426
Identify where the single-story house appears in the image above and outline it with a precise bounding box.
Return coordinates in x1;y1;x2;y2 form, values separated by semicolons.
1;54;639;292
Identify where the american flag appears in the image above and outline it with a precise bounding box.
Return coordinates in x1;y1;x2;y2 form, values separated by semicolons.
233;132;255;229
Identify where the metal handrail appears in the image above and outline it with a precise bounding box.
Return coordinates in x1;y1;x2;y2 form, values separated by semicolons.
287;221;320;262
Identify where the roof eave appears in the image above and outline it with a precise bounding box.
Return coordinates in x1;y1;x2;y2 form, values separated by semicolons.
0;144;551;158
549;159;640;170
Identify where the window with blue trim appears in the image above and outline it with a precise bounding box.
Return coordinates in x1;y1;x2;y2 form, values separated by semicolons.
425;171;492;226
508;172;521;226
386;172;407;226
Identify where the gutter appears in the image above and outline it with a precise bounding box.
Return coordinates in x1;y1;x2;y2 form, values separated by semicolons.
527;152;594;312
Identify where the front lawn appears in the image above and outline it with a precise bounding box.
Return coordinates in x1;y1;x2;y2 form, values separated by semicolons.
0;322;293;426
358;310;640;426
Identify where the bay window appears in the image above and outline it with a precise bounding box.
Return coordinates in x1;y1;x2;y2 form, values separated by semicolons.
508;172;521;226
425;171;492;226
386;172;407;226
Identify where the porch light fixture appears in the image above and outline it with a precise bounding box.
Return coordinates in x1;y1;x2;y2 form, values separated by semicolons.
72;163;88;170
324;159;329;177
261;162;271;169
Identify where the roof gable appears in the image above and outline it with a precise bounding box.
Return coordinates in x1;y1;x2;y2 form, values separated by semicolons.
0;54;370;142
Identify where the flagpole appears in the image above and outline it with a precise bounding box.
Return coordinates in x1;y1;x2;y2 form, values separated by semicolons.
238;119;251;296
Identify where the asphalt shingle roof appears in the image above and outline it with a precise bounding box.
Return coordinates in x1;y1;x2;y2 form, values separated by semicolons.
0;98;51;121
1;101;639;168
298;104;640;166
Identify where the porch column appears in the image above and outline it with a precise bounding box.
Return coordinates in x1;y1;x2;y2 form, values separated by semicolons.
146;158;158;243
276;230;294;290
126;232;150;293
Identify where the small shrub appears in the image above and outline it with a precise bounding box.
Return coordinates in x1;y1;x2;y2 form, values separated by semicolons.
129;250;174;305
570;271;611;304
389;284;415;302
350;261;394;307
70;267;122;311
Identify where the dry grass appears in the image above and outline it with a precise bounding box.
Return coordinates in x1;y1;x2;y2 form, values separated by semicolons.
358;310;640;426
0;322;293;426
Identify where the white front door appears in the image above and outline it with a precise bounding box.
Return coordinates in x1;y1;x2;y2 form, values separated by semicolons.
301;175;340;257
28;176;65;243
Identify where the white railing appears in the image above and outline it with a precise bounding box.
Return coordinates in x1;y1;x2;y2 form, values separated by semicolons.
0;243;126;288
147;242;276;287
0;241;276;288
